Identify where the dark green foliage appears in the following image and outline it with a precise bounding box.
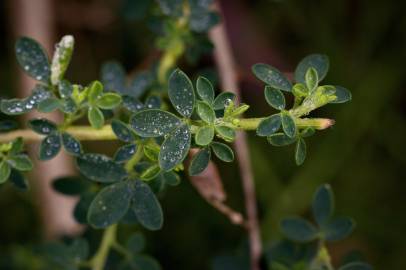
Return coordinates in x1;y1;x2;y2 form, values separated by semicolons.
252;63;292;92
168;69;195;118
189;147;210;175
280;217;318;242
39;133;62;160
131;110;181;137
294;54;329;84
159;124;191;171
257;114;281;137
211;142;234;162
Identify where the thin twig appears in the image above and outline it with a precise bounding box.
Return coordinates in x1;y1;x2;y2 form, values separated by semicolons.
209;3;262;270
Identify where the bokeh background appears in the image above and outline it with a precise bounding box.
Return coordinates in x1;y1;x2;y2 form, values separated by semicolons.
0;0;405;269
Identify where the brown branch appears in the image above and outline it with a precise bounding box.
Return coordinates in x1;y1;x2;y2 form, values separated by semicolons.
209;3;262;270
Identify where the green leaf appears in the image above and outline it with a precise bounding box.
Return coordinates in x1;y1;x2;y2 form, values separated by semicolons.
215;126;236;142
305;67;318;92
312;184;334;226
58;80;73;98
145;96;162;109
280;217;318;242
61;133;82;156
0;120;18;132
256;114;281;137
88;181;133;228
168;69;195;118
39;133;62;160
294;54;329;84
197;101;215;123
28;118;57;135
7;155;33;171
76;153;127;183
264;86;285;110
323;217;355;242
9;170;29;191
196;76;215;103
96;93;122;110
51;35;74;85
52;177;90;196
9;137;24;155
252;63;292;92
339;262;372;270
114;144;137;163
126;232;146;253
143;145;160;162
267;133;296;146
88;81;103;104
292;83;309;98
37;98;61;113
129;71;152;98
130;109;181;137
15;37;50;82
295;138;306;165
189;148;211;176
330;86;352;104
88;107;104;129
111;120;135;143
0;161;11;184
211;142;234;162
140;164;161;181
131;180;163;230
122;96;144;113
101;61;126;93
0;85;51;115
195;126;214;146
213;92;236;110
159;124;191;171
301;127;315;138
281;112;297;138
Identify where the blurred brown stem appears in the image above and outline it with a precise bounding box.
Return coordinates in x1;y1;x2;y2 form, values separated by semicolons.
209;3;262;270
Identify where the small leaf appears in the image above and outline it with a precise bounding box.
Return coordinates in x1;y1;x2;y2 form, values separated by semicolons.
7;155;33;171
101;61;126;93
122;96;144;112
0;120;18;132
281;112;297;138
96;93;122;110
114;144;137;163
88;181;133;228
295;138;306;165
51;35;74;85
215;126;236;142
129;71;152;98
76;153;127;183
39;133;62;160
145;95;162;109
264;86;285;110
131;109;181;137
9;170;29;191
159;124;191;171
312;184;334;226
126;233;145;253
52;177;90;196
15;37;50;82
111;120;135;143
339;262;372;270
58;80;73;98
162;171;181;186
197;101;216;123
211;142;234;162
61;132;82;156
37;98;61;113
323;217;355;242
295;54;329;84
256;114;281;136
252;63;292;92
168;69;195;118
196;76;215;103
330;86;352;104
305;67;318;92
28;118;57;135
88;107;104;129
189;148;211;176
88;81;103;104
9;137;24;155
280;217;318;242
140;164;161;180
195;126;214;146
267;133;296;146
0;161;11;184
213;92;236;110
131;180;163;230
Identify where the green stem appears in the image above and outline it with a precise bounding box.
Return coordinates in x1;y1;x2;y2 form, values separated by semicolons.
88;224;118;270
124;144;144;173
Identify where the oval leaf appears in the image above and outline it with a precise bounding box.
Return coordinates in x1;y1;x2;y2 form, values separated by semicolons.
62;132;82;156
213;92;236;110
330;86;352;104
195;126;214;146
196;76;215;103
312;184;334;226
256;114;281;137
76;153;127;183
88;181;133;228
280;217;318;242
39;133;62;160
211;142;234;162
168;69;195;118
294;54;329;84
295;138;306;165
197;101;215;124
264;86;285;110
131;180;163;230
131;109;181;137
252;63;292;92
159;124;191;171
189;148;211;176
281;113;297;138
323;217;355;242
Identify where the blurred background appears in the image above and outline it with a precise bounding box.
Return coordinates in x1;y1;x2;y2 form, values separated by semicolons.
0;0;405;269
